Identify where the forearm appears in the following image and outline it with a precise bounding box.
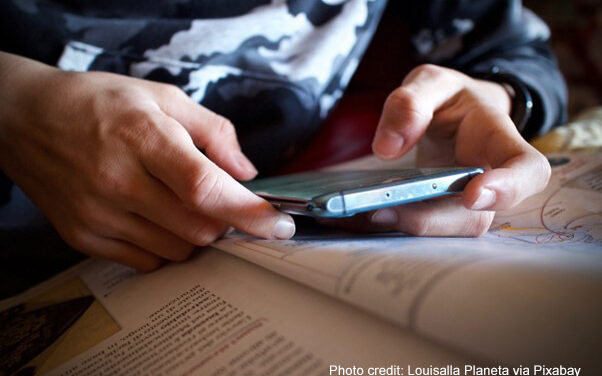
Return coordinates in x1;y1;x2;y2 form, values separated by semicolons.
0;52;61;171
0;52;56;97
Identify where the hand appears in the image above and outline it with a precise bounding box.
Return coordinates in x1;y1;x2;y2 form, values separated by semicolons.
323;64;551;236
0;53;295;270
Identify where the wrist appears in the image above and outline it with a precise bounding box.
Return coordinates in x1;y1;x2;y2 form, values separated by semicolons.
471;78;512;117
474;68;534;133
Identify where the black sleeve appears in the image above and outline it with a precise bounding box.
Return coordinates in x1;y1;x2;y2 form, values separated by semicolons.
401;0;568;139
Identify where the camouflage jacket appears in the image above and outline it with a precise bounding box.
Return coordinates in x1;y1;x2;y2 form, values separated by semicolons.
1;0;566;175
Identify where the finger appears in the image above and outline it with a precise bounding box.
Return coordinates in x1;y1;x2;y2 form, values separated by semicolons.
316;215;380;233
95;238;164;272
369;197;495;237
121;170;230;246
139;116;296;240
110;213;200;262
69;230;163;272
457;108;552;211
372;65;465;159
463;158;551;211
152;84;257;180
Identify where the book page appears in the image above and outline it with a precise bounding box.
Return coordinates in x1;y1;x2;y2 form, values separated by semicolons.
213;151;602;373
2;248;469;375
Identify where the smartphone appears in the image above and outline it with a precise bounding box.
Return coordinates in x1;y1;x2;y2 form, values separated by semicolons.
244;167;484;217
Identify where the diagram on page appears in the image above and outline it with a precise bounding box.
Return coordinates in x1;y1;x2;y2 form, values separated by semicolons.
489;152;602;251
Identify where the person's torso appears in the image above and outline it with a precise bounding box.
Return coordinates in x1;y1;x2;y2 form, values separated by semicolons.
2;0;392;172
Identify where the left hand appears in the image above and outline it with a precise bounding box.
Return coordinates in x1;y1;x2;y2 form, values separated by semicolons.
321;64;551;236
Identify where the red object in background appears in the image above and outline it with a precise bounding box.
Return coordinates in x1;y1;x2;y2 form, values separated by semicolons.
278;91;388;174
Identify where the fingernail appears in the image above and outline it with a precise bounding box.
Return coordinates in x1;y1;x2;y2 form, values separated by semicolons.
236;152;258;176
272;216;296;240
374;135;404;159
472;188;496;210
370;208;398;226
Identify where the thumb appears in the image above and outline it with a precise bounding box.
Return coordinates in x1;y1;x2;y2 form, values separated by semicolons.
459;109;552;211
463;155;551;211
138;114;296;240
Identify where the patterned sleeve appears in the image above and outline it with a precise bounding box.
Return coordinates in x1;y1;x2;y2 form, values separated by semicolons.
402;0;568;138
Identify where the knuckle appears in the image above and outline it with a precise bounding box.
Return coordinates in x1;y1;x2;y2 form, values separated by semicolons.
122;112;161;150
457;87;481;106
212;114;236;139
185;225;204;245
505;184;522;207
188;169;224;210
60;225;93;252
93;166;138;201
195;230;212;246
71;200;123;239
537;154;552;187
161;83;185;99
410;216;432;237
463;105;487;123
94;86;150;120
137;257;163;272
412;63;444;79
190;226;220;246
387;87;430;124
170;245;195;262
401;208;433;237
108;109;163;156
389;86;418;110
79;210;104;234
466;212;494;237
98;85;134;106
72;196;96;220
240;206;273;234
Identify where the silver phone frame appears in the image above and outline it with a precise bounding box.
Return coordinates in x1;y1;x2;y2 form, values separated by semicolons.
256;168;484;217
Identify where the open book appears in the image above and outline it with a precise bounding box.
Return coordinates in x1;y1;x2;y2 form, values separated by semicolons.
1;152;600;376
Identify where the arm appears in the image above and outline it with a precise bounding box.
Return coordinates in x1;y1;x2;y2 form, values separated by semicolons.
0;52;295;270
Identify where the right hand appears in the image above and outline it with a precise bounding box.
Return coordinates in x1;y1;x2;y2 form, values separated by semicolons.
0;53;295;271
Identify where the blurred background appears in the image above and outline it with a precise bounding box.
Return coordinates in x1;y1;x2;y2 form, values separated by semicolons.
525;0;602;116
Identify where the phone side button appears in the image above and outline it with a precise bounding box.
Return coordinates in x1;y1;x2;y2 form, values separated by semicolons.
325;195;346;216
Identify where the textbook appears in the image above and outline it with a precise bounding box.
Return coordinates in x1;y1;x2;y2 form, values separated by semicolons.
1;152;601;376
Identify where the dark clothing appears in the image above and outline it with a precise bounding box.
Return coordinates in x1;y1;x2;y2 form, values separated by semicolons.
0;0;566;191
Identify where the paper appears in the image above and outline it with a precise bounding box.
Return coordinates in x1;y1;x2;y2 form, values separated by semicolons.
490;152;602;250
12;249;465;375
213;151;602;371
